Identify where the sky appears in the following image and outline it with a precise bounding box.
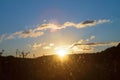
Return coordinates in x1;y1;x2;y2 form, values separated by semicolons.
0;0;120;57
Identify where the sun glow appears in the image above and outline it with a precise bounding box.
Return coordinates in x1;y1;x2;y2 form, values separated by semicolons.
55;47;68;58
56;49;66;57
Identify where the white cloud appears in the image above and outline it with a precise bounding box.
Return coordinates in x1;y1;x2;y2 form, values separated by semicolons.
43;19;47;23
0;34;6;42
34;19;110;31
62;19;109;29
77;36;96;44
88;42;119;46
72;45;94;53
69;34;119;53
90;36;95;40
49;43;54;47
5;30;44;40
33;43;42;48
31;43;54;50
70;41;119;53
72;42;119;47
0;19;109;42
78;39;84;44
18;31;44;38
5;34;15;40
43;46;51;50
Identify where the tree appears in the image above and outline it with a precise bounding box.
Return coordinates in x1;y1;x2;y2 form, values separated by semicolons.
0;49;4;56
21;51;30;58
16;49;20;57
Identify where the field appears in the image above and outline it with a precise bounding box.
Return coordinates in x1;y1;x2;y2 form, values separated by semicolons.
0;44;120;80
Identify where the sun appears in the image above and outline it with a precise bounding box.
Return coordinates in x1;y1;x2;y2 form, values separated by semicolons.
55;47;68;58
56;49;66;57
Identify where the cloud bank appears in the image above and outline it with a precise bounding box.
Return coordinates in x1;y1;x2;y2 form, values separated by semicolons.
5;30;44;40
72;42;120;47
34;19;109;31
71;41;119;53
30;35;119;53
0;19;109;41
68;36;119;53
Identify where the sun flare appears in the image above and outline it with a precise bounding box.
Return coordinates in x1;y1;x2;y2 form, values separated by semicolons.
55;47;68;58
56;49;66;57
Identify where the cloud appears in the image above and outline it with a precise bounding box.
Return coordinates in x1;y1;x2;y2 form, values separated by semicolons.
71;44;94;53
70;41;119;53
29;35;119;54
77;35;96;43
33;43;42;48
34;23;61;31
49;43;55;47
43;46;51;50
5;35;15;40
62;19;110;28
90;36;95;40
69;35;119;53
31;43;44;50
72;42;120;47
31;43;54;50
5;30;44;40
0;34;6;42
78;39;84;44
18;30;44;38
34;19;110;31
0;19;109;42
82;20;95;24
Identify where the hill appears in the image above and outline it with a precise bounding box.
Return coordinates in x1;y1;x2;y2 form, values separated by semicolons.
0;43;120;80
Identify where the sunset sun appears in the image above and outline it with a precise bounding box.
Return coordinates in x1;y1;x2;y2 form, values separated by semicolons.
56;49;66;57
55;47;68;58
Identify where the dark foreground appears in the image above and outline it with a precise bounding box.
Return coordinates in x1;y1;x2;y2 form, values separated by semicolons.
0;44;120;80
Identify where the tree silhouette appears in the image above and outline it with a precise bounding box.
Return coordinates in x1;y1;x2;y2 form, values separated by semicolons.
16;49;20;57
0;49;4;56
33;54;35;58
21;51;30;58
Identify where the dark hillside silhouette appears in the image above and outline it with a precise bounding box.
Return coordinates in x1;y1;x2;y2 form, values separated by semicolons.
0;43;120;80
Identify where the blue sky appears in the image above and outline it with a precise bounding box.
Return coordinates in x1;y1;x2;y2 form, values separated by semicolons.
0;0;120;57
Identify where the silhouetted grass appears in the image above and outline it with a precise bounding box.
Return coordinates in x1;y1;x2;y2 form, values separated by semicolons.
0;43;120;80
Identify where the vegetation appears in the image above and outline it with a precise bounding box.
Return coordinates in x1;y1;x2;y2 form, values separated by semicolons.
0;49;4;56
0;43;120;80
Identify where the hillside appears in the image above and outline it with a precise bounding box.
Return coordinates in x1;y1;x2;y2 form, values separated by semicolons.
0;43;120;80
